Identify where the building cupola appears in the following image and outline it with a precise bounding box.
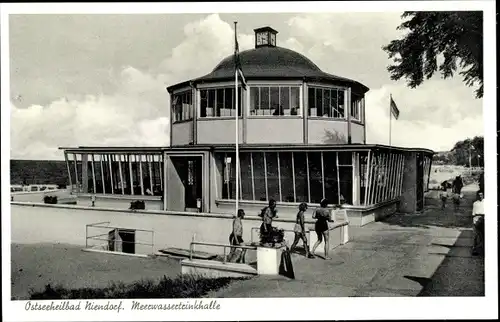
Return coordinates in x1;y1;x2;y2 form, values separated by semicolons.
254;26;278;48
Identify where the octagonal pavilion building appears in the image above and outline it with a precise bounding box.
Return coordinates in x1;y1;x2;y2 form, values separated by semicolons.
60;26;433;226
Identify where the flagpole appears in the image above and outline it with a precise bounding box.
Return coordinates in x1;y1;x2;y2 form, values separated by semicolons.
389;94;392;146
234;22;239;215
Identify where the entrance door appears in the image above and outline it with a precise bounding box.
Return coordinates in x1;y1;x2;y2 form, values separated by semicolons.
416;152;424;211
184;156;203;210
170;156;203;212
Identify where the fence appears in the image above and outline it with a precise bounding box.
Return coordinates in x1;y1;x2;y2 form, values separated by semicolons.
85;221;155;256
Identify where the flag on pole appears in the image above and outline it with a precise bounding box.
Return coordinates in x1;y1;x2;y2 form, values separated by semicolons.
390;96;400;120
234;28;247;90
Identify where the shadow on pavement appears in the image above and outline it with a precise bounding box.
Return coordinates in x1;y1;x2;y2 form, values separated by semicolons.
404;229;485;297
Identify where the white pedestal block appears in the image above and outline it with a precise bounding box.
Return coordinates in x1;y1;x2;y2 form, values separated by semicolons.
256;246;283;275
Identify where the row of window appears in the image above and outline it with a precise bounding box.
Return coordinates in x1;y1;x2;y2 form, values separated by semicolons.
365;151;406;205
218;150;407;206
172;86;365;123
66;153;164;196
218;151;358;205
249;86;301;116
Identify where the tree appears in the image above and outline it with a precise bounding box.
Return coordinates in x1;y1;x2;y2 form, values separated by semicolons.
383;11;483;98
451;136;484;167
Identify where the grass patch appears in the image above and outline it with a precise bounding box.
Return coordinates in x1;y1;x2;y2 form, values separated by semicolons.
28;274;248;300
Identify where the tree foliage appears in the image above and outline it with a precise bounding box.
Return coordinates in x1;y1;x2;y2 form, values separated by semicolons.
383;11;483;98
433;136;484;166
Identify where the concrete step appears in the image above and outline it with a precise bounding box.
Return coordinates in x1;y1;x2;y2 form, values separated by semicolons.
181;259;258;278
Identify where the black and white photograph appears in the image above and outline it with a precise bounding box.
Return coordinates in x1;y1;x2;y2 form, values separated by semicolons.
1;1;497;321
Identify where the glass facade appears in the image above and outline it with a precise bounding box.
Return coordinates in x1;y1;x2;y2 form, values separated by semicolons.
217;150;407;206
66;152;164;196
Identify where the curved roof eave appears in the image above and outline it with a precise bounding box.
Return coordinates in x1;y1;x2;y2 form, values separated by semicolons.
167;74;369;94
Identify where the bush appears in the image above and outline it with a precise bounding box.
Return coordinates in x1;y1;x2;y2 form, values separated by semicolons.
43;196;58;204
259;227;285;246
129;200;145;210
29;274;248;299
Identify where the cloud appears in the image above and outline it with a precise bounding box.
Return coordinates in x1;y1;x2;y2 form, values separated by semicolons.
284;12;484;151
9;14;257;160
9;13;483;160
365;81;484;151
10;72;170;160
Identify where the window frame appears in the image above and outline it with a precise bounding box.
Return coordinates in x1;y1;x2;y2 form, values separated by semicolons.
307;84;348;120
247;84;303;118
171;90;194;124
198;85;244;120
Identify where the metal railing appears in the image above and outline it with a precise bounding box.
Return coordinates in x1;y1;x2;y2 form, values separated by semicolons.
189;240;257;264
85;221;155;255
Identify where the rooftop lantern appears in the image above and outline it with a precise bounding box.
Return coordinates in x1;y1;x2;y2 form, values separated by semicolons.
254;26;278;48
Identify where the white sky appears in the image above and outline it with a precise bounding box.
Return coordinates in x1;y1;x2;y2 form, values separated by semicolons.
7;12;484;160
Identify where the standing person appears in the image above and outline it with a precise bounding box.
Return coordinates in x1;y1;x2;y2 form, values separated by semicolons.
259;199;278;239
228;209;246;263
453;175;464;195
311;199;334;260
290;203;314;258
440;185;448;210
472;191;485;256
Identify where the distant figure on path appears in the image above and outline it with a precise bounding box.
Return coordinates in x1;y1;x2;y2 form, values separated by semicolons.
228;209;246;263
472;191;485;256
311;199;334;260
259;199;278;238
290;203;314;258
440;186;448;210
453;175;464;194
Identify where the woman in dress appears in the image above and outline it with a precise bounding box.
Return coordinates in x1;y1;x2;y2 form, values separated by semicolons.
290;203;314;258
311;198;334;260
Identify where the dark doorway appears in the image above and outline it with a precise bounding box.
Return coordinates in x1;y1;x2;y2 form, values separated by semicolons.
171;156;203;211
416;152;424;211
108;229;136;254
118;229;136;254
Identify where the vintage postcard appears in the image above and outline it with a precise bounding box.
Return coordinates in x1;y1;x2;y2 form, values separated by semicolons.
1;1;497;321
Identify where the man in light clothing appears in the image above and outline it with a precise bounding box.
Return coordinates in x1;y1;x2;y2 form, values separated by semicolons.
472;191;485;256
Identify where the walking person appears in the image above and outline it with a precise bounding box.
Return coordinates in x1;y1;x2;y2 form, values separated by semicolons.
472;191;485;256
228;209;246;263
311;199;334;260
290;203;314;258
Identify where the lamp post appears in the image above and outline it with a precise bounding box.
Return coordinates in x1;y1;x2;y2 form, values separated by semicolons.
469;145;475;174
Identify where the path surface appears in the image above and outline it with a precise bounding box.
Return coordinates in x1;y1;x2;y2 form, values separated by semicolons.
209;184;484;297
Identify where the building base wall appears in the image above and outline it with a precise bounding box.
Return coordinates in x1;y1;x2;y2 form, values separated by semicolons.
344;201;398;227
11;203;301;255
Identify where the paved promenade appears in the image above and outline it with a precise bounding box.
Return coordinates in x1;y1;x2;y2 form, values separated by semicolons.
209;184;484;297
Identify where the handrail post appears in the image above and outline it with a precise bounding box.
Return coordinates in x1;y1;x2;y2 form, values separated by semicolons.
85;225;88;248
189;242;193;261
151;230;155;255
223;246;227;264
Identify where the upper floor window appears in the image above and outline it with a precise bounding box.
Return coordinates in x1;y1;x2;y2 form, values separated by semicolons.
249;86;301;116
172;91;193;123
200;87;242;118
308;87;346;118
351;93;364;122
